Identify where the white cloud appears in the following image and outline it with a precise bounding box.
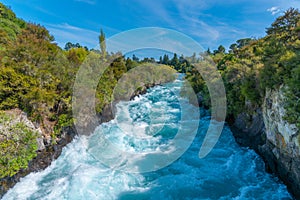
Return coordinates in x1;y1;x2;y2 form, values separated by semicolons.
265;0;300;16
45;23;99;48
130;0;234;48
131;0;176;26
267;6;281;15
106;27;204;57
128;0;289;49
168;0;246;48
34;6;57;17
75;0;96;5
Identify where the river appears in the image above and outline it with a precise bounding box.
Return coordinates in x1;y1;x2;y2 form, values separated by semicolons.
3;77;291;200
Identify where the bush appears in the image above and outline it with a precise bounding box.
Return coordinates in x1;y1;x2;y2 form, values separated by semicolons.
0;112;38;178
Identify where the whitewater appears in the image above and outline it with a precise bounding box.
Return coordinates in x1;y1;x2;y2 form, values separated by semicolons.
3;77;291;200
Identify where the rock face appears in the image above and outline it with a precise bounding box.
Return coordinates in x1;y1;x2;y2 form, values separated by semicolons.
230;87;300;199
2;109;45;151
0;110;77;198
262;88;300;199
231;108;266;151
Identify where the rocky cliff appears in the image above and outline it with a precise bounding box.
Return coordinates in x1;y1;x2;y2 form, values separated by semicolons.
231;87;300;199
0;110;77;197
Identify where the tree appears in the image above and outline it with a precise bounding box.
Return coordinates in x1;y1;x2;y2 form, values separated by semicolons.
217;45;226;53
159;56;163;64
206;48;211;55
236;38;253;49
126;57;138;70
64;42;87;51
214;45;225;54
191;52;197;63
65;47;88;67
99;29;106;58
132;54;139;62
266;8;300;42
229;43;238;54
142;57;156;63
64;42;73;50
171;53;180;70
162;54;169;65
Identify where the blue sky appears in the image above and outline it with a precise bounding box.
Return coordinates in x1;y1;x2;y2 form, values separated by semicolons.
1;0;300;53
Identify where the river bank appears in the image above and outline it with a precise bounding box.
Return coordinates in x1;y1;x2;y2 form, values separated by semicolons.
229;90;300;199
2;76;291;199
0;81;165;198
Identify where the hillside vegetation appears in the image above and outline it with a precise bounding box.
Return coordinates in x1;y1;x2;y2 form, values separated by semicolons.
0;3;176;178
0;3;299;180
185;8;300;129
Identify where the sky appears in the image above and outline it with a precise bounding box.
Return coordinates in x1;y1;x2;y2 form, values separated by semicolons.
1;0;300;55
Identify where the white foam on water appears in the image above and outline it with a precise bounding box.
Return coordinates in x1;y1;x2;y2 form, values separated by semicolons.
3;76;292;200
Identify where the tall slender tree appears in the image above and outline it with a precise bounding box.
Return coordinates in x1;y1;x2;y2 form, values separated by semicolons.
99;29;106;58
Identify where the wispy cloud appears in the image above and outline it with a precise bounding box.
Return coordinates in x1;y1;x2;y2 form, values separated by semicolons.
107;27;204;57
276;0;300;11
172;0;209;12
33;6;57;17
267;6;281;15
132;0;176;26
75;0;96;5
138;0;245;49
134;0;252;49
45;23;99;48
130;0;225;48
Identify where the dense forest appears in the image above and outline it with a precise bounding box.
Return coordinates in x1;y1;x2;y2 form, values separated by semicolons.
0;2;299;184
0;3;175;178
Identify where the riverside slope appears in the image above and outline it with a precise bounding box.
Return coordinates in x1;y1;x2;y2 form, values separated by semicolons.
231;86;300;199
0;75;171;198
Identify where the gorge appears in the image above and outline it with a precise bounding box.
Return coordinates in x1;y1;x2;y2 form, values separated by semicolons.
2;77;292;199
0;2;299;199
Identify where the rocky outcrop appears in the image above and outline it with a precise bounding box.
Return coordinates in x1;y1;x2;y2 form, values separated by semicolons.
231;108;266;152
0;111;77;198
261;88;300;199
1;109;45;151
230;87;300;199
263;88;299;157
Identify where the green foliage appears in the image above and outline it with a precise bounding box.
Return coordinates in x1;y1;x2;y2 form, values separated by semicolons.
0;112;38;178
214;45;226;54
0;3;26;50
0;3;299;178
241;74;261;104
54;114;74;134
0;4;77;177
0;22;63;119
95;55;176;113
266;8;300;42
64;42;88;51
283;65;300;127
236;38;253;49
0;3;178;178
185;8;300;127
99;29;106;58
113;63;177;101
0;18;21;40
65;47;88;67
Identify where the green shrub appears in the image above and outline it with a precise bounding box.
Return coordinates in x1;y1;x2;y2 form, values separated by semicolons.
0;112;38;178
